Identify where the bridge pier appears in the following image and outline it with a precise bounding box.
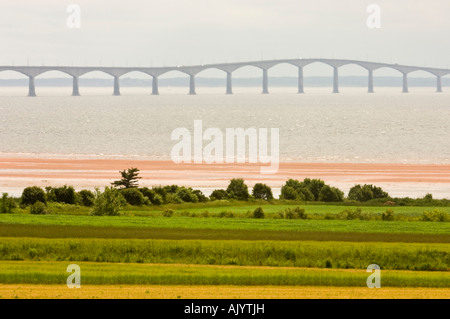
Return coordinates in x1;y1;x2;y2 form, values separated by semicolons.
152;76;159;95
262;69;269;94
72;76;80;96
297;67;304;94
189;74;196;95
436;75;443;93
402;73;409;93
332;67;339;93
113;76;121;96
28;76;36;97
368;69;374;93
226;72;233;94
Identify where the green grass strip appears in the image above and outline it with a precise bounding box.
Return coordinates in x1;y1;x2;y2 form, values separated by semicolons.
0;223;449;243
0;238;448;271
0;261;448;287
1;214;449;235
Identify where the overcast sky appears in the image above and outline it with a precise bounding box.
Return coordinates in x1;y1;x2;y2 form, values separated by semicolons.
0;0;449;77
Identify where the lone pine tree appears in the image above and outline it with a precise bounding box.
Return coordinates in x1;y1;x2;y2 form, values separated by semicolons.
111;167;142;189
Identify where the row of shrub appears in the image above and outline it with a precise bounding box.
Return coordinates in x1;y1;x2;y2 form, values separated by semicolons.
9;179;447;210
4;189;450;221
158;207;448;222
2;178;449;217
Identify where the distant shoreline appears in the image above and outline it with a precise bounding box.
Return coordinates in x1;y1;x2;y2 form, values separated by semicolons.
1;157;450;199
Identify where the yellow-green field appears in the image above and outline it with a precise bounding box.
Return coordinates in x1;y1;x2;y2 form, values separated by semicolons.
1;284;449;299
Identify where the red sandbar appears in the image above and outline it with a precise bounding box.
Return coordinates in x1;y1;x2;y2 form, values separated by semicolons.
1;158;450;190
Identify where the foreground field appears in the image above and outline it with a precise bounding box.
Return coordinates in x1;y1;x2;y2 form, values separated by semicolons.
1;202;449;299
1;284;449;299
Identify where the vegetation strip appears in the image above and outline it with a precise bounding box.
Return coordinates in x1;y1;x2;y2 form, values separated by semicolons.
0;261;448;287
0;223;449;243
1;214;449;235
1;238;448;271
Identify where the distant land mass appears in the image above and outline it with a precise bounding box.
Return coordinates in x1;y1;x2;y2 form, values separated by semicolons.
0;76;448;87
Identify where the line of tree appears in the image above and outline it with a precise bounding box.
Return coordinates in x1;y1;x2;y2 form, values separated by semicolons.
5;166;450;215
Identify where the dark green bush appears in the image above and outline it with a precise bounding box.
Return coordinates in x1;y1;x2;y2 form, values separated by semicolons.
348;184;389;202
421;209;449;222
337;208;362;220
78;190;95;207
252;207;265;219
280;185;298;200
164;193;183;204
283;207;307;219
280;178;337;202
192;189;209;202
121;188;145;206
294;207;307;219
318;185;344;202
21;186;46;206
163;185;179;194
210;189;228;201
152;186;167;203
382;209;395;221
252;183;273;200
163;209;174;217
226;179;249;201
152;194;163;206
90;187;124;216
30;201;48;215
219;211;235;218
139;187;156;202
45;185;76;204
176;187;198;203
1;193;16;214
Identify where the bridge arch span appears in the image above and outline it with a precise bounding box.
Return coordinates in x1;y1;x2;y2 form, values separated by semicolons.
78;70;118;96
0;68;34;78
407;69;444;92
373;66;410;93
261;62;299;93
192;67;231;94
33;70;73;96
118;71;154;95
78;69;117;78
34;69;75;78
120;70;153;78
156;69;192;95
229;64;269;94
0;70;29;96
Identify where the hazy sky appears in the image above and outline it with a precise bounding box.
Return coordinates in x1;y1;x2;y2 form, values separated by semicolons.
0;0;449;77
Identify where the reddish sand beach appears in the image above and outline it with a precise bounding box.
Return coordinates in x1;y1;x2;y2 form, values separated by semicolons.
1;157;450;198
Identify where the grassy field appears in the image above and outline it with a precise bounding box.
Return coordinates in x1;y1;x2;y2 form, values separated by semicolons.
1;223;449;243
44;201;450;218
0;237;448;270
1;261;449;288
164;204;450;217
1;214;449;235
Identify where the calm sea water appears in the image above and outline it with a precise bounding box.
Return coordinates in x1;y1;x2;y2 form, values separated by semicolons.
1;86;450;163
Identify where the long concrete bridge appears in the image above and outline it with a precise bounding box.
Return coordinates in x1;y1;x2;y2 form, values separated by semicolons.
1;58;449;96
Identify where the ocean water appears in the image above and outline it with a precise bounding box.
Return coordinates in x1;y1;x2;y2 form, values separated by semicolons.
0;86;450;163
